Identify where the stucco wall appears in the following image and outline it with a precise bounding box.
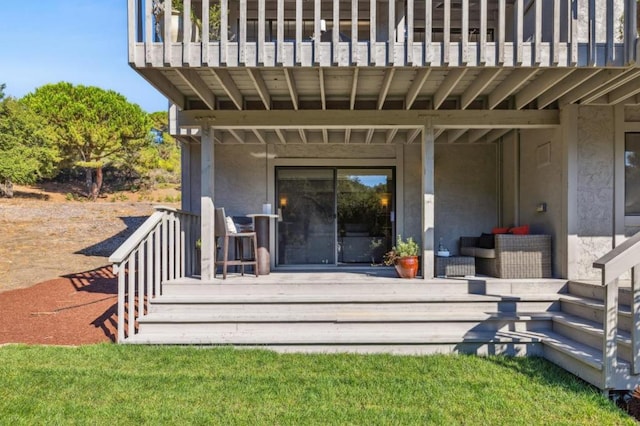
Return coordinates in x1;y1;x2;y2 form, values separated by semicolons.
575;106;615;279
406;143;498;255
519;128;563;277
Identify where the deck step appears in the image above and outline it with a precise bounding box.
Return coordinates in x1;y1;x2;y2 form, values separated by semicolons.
161;279;568;297
124;329;546;357
559;294;632;332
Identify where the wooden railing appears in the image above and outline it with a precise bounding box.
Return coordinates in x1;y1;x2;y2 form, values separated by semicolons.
128;0;637;67
109;206;201;342
593;230;640;391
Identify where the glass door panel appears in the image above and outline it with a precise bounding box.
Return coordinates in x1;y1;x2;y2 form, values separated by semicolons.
337;169;393;264
277;168;336;265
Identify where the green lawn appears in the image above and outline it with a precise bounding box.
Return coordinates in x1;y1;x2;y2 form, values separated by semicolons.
0;345;632;425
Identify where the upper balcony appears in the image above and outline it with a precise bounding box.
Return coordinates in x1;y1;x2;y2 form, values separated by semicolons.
128;0;638;68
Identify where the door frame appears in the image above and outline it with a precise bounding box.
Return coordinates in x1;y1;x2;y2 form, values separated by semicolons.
268;157;403;269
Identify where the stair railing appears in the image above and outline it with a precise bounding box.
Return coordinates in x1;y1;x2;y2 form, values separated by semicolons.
593;231;640;391
109;206;201;342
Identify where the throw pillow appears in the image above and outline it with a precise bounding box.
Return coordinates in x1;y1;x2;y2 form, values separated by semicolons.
477;232;495;249
509;225;530;235
492;227;509;234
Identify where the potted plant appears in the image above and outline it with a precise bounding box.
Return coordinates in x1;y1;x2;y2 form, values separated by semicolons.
384;235;420;279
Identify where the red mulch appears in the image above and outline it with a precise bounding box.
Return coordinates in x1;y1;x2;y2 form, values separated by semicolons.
0;266;117;345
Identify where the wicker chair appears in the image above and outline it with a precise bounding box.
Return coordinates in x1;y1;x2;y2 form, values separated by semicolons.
460;234;552;278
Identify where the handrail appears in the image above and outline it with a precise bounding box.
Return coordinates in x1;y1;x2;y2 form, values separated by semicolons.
109;206;201;342
128;0;637;68
592;230;640;391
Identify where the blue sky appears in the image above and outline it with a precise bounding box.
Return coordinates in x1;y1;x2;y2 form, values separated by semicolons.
0;1;167;112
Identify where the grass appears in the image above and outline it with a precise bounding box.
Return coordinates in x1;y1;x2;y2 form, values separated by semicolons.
0;345;632;425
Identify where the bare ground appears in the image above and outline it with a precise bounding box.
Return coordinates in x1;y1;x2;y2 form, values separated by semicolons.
0;184;179;293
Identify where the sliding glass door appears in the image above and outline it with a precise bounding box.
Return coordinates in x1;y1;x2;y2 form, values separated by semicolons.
276;167;394;266
277;168;336;265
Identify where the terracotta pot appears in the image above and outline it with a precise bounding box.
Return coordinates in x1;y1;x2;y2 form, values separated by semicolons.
394;256;419;279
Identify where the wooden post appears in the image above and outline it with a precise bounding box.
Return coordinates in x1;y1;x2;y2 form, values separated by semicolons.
296;0;302;64
258;0;266;65
515;0;523;65
128;0;136;64
200;126;216;280
552;0;560;65
443;0;450;65
461;0;468;65
239;0;247;64
277;0;284;64
422;119;435;279
221;0;228;64
534;0;541;65
202;0;210;65
117;265;125;342
407;0;414;65
498;0;505;64
479;0;487;65
333;0;339;65
351;0;358;64
425;0;432;65
388;0;395;65
602;278;619;391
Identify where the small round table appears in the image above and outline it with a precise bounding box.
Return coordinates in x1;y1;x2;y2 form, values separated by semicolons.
246;214;279;275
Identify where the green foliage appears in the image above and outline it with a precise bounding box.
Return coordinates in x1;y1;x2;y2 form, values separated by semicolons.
23;82;151;198
0;95;59;191
0;346;632;424
384;235;419;265
0;83;5;100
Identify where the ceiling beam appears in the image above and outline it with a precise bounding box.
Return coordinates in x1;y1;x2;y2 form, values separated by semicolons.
210;69;243;110
484;128;512;144
298;129;308;144
608;75;640;104
182;110;560;130
434;128;446;139
559;69;627;105
446;129;467;144
467;128;491;143
252;129;267;144
488;69;538;109
284;68;299;110
137;69;186;110
175;69;216;110
582;69;640;104
406;128;421;144
247;69;271;110
274;129;287;144
365;129;375;144
460;68;502;109
227;129;245;144
405;68;431;109
345;128;352;144
536;69;599;109
350;68;359;110
515;69;573;110
378;68;396;110
322;128;329;144
385;128;398;144
319;68;326;110
434;68;467;109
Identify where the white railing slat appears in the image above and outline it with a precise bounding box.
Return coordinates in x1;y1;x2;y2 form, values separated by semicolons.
425;0;432;64
406;0;414;65
117;263;126;342
602;278;619;390
239;0;247;64
370;0;376;65
127;252;136;338
388;0;395;65
443;0;450;65
351;0;358;64
258;0;266;65
146;235;153;298
498;0;505;64
138;243;145;318
461;0;468;65
516;0;523;65
480;0;487;65
169;213;175;280
633;266;640;374
277;0;284;64
332;0;339;64
534;0;542;65
296;0;302;64
314;0;321;64
221;0;228;64
202;0;210;65
553;0;560;65
154;226;161;297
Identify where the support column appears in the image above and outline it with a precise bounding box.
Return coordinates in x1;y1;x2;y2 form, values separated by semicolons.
560;105;578;279
200;126;216;280
422;120;435;279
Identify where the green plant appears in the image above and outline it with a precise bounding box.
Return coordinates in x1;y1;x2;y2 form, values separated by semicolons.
383;235;419;265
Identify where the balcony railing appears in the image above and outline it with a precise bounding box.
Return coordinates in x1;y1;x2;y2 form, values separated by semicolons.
128;0;637;67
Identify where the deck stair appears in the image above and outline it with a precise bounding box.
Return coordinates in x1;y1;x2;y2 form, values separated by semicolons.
128;277;563;354
124;276;640;390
